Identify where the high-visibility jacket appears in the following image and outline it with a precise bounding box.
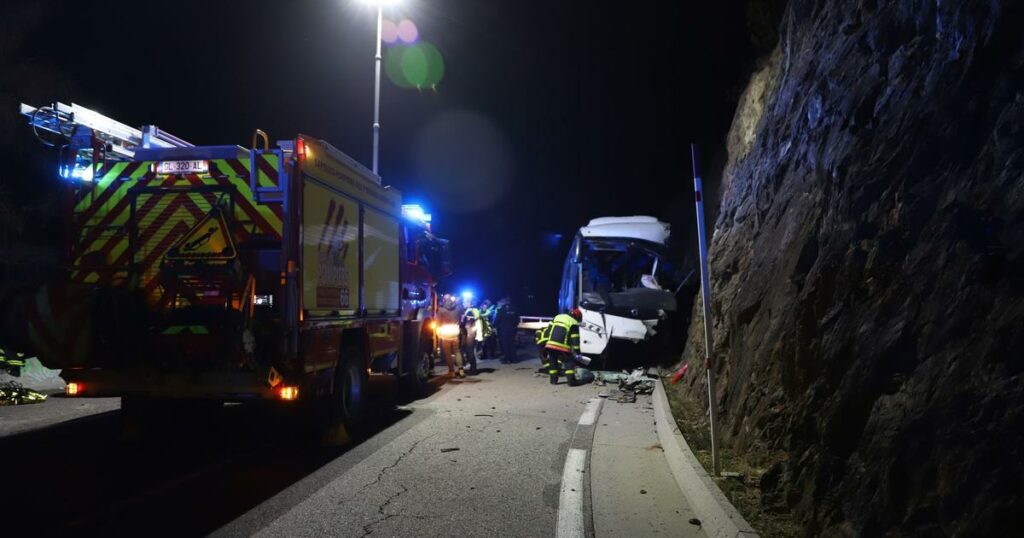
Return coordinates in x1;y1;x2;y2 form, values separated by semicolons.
0;347;26;371
544;313;580;354
463;307;484;342
480;306;494;337
535;324;552;346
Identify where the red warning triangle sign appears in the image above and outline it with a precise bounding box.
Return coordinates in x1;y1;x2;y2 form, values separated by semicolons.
166;207;237;261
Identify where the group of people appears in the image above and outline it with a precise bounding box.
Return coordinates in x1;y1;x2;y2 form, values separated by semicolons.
433;293;593;387
435;294;520;378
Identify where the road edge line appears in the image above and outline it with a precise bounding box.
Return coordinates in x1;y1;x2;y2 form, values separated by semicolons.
578;398;601;426
653;380;760;538
557;448;587;538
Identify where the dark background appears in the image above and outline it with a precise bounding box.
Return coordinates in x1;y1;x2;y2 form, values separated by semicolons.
1;0;762;314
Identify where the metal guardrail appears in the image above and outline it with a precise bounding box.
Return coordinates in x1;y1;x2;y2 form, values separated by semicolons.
517;316;552;331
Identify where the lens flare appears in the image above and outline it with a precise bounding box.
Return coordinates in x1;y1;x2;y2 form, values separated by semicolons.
397;19;419;44
385;42;445;89
381;18;398;44
413;110;512;212
401;45;429;86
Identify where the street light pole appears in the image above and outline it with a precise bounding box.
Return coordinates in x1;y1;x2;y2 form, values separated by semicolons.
371;4;383;175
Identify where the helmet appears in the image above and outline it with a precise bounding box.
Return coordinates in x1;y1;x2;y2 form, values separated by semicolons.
570;308;582;321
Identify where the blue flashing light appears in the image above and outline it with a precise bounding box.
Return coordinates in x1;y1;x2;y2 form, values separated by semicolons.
460;290;474;301
402;204;425;221
59;164;94;182
401;204;433;225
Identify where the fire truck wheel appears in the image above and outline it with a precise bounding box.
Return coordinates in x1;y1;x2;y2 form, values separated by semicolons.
402;337;433;399
334;351;367;425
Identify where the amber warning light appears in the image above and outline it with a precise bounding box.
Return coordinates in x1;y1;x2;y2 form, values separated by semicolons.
296;138;312;159
65;382;82;396
278;386;299;401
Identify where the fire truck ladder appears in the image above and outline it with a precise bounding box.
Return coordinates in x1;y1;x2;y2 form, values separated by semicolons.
19;101;193;178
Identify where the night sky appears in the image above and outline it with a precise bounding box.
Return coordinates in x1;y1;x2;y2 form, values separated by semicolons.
3;0;754;313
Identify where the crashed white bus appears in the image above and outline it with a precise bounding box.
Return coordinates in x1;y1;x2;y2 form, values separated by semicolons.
557;216;689;368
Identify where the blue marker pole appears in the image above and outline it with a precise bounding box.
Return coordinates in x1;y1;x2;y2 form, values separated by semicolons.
691;143;720;476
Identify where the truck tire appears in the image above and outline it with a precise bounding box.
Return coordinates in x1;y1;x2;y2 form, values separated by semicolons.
333;349;367;425
402;336;433;399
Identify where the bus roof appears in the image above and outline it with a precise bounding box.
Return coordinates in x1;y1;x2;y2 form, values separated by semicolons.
580;216;669;245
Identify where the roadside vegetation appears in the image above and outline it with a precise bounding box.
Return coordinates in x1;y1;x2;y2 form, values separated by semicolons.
665;383;800;538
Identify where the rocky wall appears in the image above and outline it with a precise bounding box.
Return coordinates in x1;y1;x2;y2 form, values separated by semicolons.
673;0;1024;535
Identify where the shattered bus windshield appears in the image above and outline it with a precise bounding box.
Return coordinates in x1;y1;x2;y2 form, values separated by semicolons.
577;238;678;312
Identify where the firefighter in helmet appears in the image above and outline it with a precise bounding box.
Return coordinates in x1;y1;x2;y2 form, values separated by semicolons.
544;308;583;385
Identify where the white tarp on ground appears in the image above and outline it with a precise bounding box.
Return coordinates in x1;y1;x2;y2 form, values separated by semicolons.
0;358;64;393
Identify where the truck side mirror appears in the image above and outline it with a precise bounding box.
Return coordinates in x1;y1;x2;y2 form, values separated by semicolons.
404;288;427;301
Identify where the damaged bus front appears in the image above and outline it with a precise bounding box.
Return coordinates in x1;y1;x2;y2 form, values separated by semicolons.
557;216;687;367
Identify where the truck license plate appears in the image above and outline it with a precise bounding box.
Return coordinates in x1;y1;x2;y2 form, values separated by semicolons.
157;160;208;174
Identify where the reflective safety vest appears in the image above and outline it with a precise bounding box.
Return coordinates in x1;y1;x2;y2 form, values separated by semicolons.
535;323;552;346
480;306;494;337
0;347;27;371
544;313;580;354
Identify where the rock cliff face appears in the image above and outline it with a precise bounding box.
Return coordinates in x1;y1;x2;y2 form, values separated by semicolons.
674;0;1024;535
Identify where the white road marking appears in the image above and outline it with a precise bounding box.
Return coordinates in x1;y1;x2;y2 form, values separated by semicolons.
557;448;587;538
578;398;602;426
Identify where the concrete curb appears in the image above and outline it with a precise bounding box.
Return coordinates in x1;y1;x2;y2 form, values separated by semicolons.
653;380;759;538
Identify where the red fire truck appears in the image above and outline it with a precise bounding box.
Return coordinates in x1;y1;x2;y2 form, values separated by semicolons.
14;102;451;424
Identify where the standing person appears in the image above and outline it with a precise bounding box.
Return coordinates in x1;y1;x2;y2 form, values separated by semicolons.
460;299;480;375
478;300;495;360
486;300;500;359
495;297;520;364
437;294;466;377
544;308;582;385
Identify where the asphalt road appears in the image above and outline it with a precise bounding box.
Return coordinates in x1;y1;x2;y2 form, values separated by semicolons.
0;350;700;537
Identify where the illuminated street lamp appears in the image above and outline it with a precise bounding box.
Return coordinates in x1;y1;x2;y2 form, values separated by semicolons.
361;0;400;175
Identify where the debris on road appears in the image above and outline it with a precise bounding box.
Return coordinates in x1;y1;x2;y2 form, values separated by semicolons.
593;371;629;385
441;447;460;453
689;518;702;526
721;471;745;483
473;414;494;417
593;368;656;398
616;389;637;403
0;381;48;406
622;368;656;395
